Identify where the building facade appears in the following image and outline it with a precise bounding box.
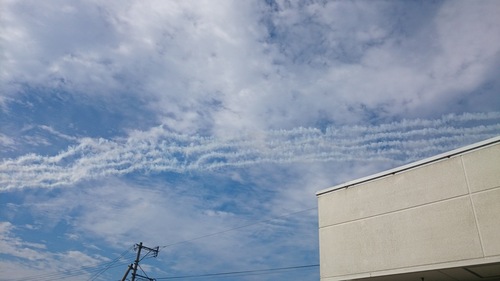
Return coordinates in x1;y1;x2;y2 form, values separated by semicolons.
316;137;500;281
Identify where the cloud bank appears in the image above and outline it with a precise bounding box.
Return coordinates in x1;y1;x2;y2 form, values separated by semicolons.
2;112;499;191
2;1;499;136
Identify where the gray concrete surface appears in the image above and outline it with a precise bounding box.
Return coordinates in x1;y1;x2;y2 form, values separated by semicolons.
317;137;500;281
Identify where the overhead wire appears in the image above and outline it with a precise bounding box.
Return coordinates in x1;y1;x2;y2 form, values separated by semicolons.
145;207;318;280
43;261;132;281
7;260;132;281
138;263;152;280
87;245;135;281
139;248;154;262
159;206;316;249
7;247;135;281
6;206;317;281
154;264;319;280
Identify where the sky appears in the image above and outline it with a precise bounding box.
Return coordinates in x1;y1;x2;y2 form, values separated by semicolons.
1;0;500;280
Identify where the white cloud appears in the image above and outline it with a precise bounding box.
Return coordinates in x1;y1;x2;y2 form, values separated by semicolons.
8;177;316;277
0;222;47;260
2;1;498;136
0;221;113;280
2;2;499;280
0;133;15;146
1;112;498;191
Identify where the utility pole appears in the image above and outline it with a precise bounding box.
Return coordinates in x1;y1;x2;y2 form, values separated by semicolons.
121;242;159;281
131;242;143;281
121;264;133;281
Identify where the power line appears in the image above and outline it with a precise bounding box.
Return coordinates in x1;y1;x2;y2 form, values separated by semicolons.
5;207;317;281
7;260;133;281
121;242;159;281
7;248;135;281
159;206;316;249
154;264;319;280
87;245;134;281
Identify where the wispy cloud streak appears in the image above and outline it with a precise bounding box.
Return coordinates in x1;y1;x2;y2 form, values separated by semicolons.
1;112;499;190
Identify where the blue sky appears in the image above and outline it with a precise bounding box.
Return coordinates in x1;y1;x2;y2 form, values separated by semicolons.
1;0;500;280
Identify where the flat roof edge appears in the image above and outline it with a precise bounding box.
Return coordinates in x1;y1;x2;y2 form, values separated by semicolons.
316;136;500;196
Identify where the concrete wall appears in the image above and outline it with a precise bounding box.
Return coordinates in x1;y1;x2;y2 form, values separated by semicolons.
317;138;500;281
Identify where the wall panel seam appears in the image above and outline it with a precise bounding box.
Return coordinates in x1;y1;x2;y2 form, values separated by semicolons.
469;184;500;194
319;193;469;229
461;155;486;257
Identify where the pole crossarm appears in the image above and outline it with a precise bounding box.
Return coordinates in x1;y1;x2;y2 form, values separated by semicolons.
139;245;160;258
120;242;160;281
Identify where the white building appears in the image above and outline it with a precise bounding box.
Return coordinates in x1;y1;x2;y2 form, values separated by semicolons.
316;137;500;281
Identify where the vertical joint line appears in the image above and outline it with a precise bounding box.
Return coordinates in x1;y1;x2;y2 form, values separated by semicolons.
461;156;485;257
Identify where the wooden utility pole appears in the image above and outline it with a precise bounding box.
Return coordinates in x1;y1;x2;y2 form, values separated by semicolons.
121;264;133;281
121;242;159;281
131;242;143;281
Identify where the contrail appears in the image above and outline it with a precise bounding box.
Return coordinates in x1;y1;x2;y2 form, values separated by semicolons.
1;112;499;190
